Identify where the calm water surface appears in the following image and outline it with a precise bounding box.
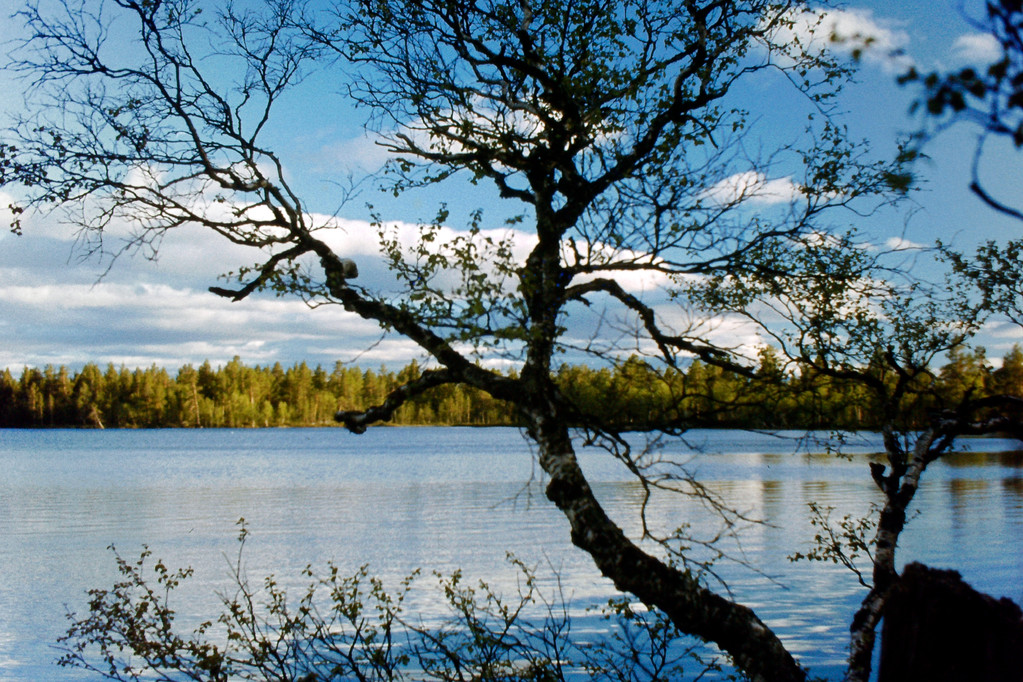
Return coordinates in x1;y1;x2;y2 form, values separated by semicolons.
1;427;1021;680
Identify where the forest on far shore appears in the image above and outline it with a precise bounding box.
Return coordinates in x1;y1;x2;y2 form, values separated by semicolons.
2;345;1021;431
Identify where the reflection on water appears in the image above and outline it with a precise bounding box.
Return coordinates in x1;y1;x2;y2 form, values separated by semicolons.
1004;477;1023;500
942;449;1023;469
0;427;1020;681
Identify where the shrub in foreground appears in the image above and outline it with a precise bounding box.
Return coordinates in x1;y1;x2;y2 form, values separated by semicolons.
57;523;741;681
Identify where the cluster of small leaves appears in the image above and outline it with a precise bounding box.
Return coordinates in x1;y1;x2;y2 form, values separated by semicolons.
903;67;992;120
408;562;562;681
56;545;231;680
789;501;878;588
941;238;1023;327
376;205;527;351
57;525;735;681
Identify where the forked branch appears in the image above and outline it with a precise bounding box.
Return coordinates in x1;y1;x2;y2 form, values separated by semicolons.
566;276;755;376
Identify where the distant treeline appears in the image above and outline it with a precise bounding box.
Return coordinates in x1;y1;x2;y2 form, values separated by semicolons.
1;346;1021;430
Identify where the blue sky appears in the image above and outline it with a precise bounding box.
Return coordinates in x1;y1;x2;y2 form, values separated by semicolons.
1;0;1021;373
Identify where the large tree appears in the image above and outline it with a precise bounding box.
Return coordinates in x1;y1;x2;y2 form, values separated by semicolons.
4;1;1007;680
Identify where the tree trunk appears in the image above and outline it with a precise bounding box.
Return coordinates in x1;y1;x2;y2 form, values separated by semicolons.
527;409;805;682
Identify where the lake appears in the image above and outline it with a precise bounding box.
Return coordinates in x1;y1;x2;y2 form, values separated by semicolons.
1;427;1021;680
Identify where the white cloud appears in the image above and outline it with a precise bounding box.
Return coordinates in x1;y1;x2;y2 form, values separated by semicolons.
0;268;388;370
7;171;897;372
775;8;913;73
884;236;926;251
701;172;803;206
988;320;1023;340
0;196;754;372
337;217;536;260
823;9;909;55
600;267;670;293
952;32;1002;66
